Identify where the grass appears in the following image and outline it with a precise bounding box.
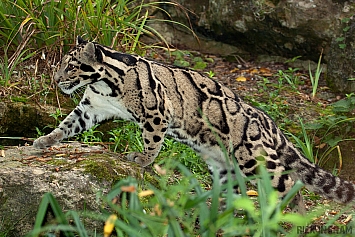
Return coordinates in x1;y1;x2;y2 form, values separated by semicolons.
0;0;193;91
26;159;318;237
309;52;323;98
0;0;152;52
0;47;35;86
107;120;209;182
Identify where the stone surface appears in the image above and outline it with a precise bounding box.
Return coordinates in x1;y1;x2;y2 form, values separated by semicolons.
327;17;355;93
0;143;141;236
0;102;61;143
154;0;354;60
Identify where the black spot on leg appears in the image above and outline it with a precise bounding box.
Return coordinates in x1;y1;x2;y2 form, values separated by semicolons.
90;85;100;94
144;122;154;132
304;167;317;186
75;126;80;133
78;118;86;131
245;171;256;176
153;135;161;143
153;117;161;125
277;174;289;193
144;139;150;144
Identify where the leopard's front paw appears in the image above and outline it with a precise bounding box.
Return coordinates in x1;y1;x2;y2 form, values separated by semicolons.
33;133;62;149
127;152;154;167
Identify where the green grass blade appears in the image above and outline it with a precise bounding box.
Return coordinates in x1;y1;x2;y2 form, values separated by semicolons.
67;211;89;237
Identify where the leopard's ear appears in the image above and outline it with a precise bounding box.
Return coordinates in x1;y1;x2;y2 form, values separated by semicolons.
82;42;103;63
76;36;87;45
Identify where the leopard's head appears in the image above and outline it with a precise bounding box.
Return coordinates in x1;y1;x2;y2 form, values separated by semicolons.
54;36;103;94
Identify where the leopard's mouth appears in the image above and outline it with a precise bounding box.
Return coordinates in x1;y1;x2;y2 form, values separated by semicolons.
58;80;81;94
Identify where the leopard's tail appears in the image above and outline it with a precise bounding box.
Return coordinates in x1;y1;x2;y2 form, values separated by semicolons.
283;144;355;203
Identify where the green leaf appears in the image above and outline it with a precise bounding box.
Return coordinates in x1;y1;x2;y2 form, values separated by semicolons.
339;43;347;49
193;56;204;62
326;136;342;147
343;26;350;32
173;59;190;67
332;99;351;112
193;61;207;70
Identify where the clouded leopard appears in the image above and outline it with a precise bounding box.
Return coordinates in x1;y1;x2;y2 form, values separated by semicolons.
33;36;355;204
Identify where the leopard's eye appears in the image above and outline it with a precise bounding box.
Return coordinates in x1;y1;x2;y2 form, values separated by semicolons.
65;64;75;72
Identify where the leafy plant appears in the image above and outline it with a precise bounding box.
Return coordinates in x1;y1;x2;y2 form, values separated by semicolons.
76;124;103;144
285;94;355;174
309;52;323;98
285;118;315;163
0;0;181;52
205;70;215;78
35;109;67;138
108;120;143;154
281;67;303;90
171;50;192;67
170;50;212;70
336;17;351;49
332;93;355;113
49;109;67;128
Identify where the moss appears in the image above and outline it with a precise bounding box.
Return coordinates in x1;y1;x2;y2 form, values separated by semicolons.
143;171;159;188
47;158;71;166
80;154;141;183
45;150;159;187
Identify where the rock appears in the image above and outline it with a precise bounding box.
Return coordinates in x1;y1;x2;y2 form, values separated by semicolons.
327;17;355;93
0;101;118;146
0;102;63;145
149;0;354;61
0;142;142;236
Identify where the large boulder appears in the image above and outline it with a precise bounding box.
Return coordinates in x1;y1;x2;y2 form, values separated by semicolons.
155;0;354;61
0;143;141;236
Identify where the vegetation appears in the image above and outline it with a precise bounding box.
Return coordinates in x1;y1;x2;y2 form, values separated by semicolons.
0;0;191;92
26;161;325;237
1;0;355;236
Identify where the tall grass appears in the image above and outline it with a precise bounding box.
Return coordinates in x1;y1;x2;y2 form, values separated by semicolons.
0;0;191;87
0;0;178;52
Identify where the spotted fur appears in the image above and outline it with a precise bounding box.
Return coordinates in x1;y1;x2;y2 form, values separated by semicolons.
33;36;355;203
